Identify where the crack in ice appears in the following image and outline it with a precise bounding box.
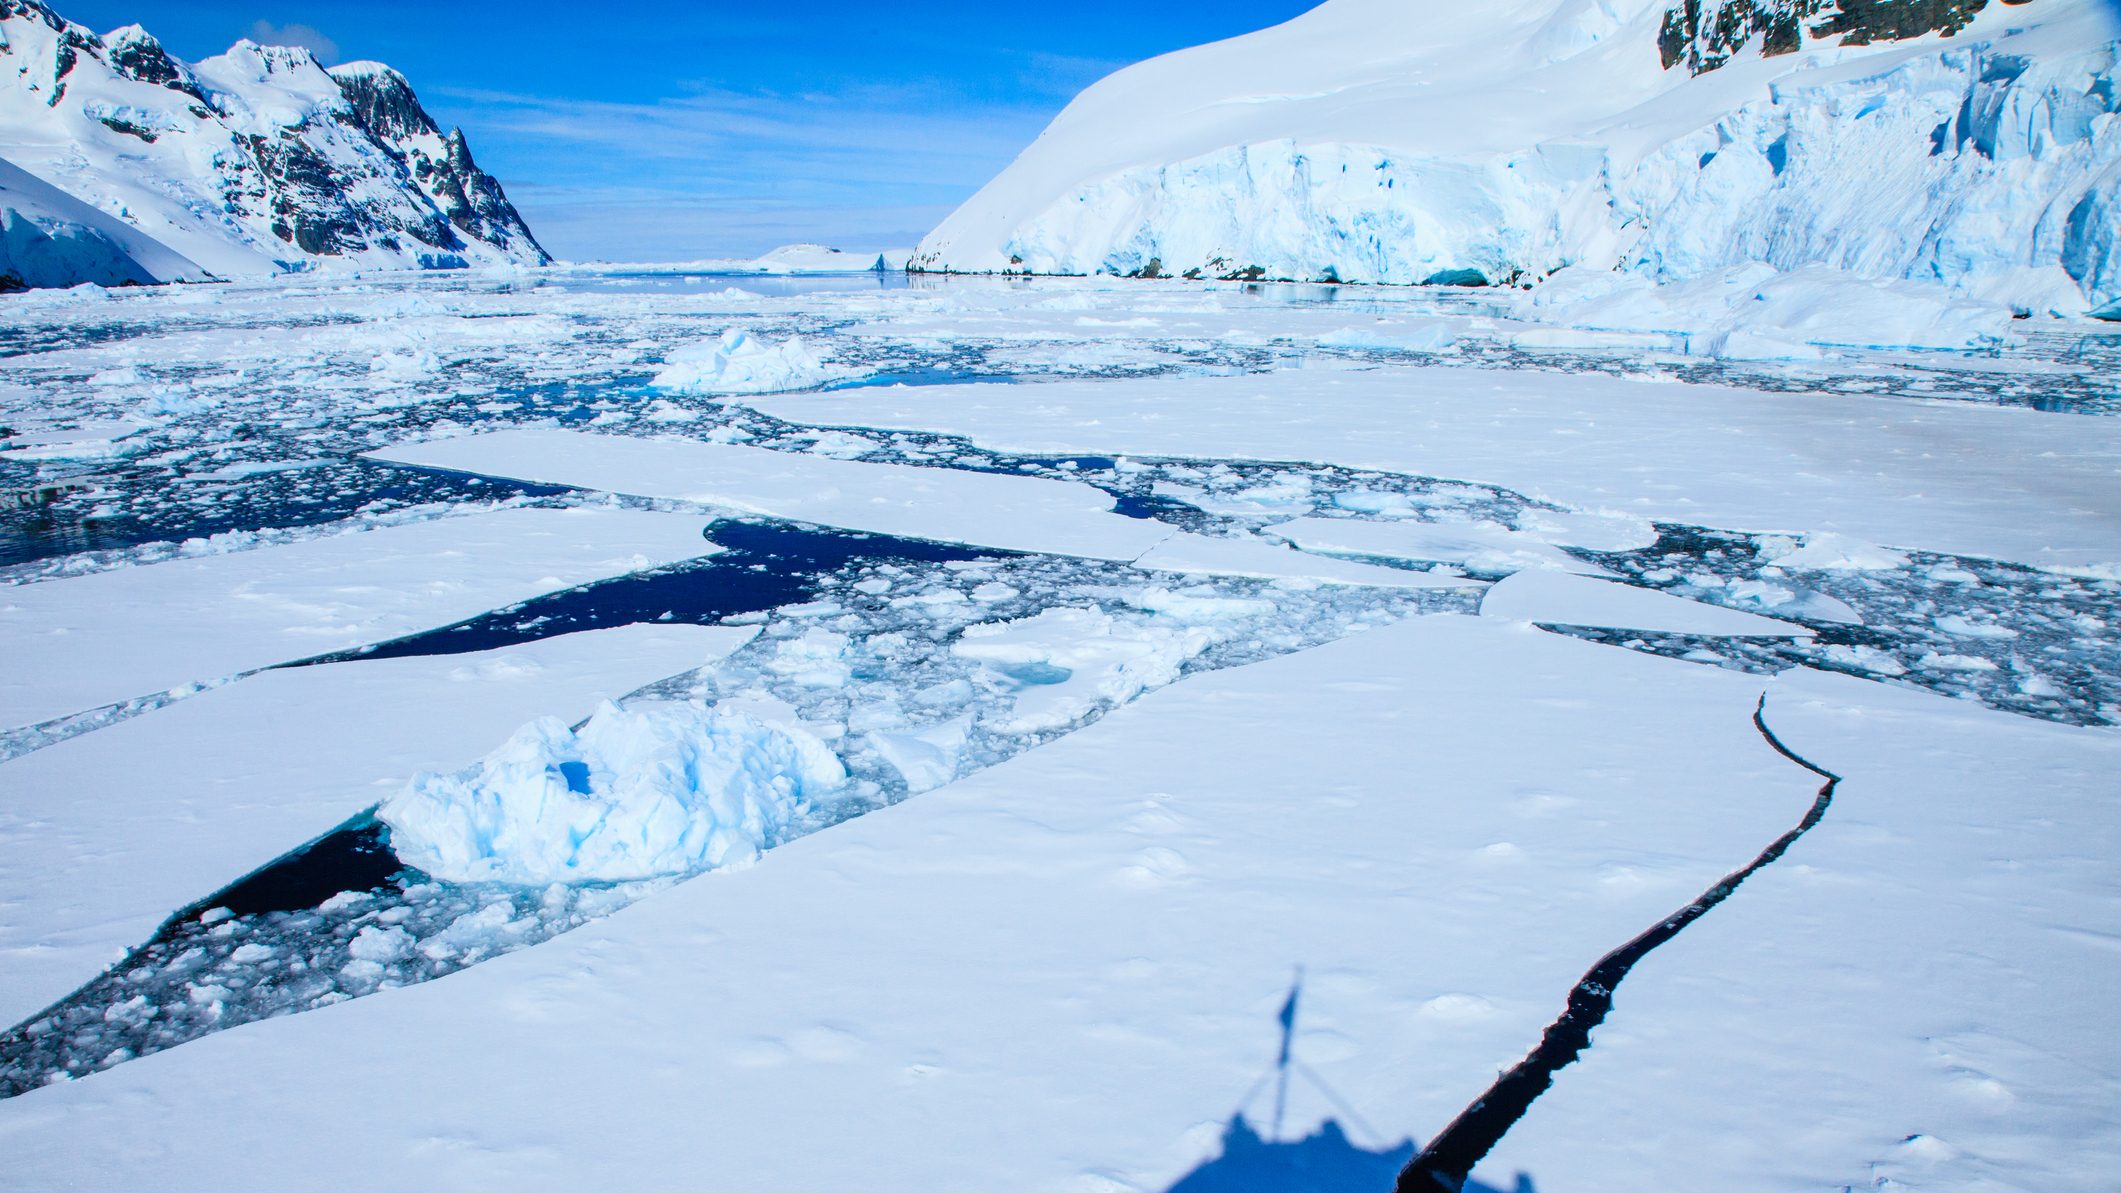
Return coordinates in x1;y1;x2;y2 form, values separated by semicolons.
1396;696;1841;1193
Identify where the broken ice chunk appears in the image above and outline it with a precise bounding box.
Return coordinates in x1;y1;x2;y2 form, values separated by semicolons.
379;701;847;885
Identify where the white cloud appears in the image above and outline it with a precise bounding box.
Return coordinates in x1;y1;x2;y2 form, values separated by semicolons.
247;20;340;65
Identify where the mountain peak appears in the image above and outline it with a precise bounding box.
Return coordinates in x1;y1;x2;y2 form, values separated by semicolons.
0;0;550;284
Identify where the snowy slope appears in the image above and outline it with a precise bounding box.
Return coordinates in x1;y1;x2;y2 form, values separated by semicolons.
0;0;548;281
0;155;203;288
915;0;2121;314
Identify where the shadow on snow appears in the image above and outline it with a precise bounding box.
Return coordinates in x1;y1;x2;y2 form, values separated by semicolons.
1165;1115;1536;1193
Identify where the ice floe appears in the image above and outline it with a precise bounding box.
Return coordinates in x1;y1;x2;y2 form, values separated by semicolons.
0;507;718;732
375;428;1176;561
1480;569;1812;638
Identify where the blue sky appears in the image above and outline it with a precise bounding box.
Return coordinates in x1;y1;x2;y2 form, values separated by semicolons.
60;1;1322;260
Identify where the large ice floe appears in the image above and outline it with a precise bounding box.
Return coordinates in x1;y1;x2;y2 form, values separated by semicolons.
380;702;845;885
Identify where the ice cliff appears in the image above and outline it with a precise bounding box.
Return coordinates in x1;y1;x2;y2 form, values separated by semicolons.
0;0;548;287
914;0;2121;316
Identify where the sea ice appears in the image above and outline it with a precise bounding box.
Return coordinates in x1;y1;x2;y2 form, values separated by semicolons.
749;367;2121;570
1266;515;1611;577
951;606;1221;733
0;624;753;1029
865;715;973;794
0;507;718;733
1481;569;1811;638
380;700;847;885
650;329;872;395
1755;532;1912;572
374;428;1175;561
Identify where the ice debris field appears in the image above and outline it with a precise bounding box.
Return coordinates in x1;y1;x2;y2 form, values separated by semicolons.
1;267;2119;1193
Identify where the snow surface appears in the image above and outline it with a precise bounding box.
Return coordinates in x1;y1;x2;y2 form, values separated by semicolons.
0;624;755;1030
1479;567;1813;637
1522;262;2022;355
1265;514;1617;577
0;158;204;289
1;268;2116;1191
1129;530;1480;588
374;429;1179;561
751;366;2121;570
381;700;846;885
5;614;2113;1192
915;0;2121;314
0;507;716;732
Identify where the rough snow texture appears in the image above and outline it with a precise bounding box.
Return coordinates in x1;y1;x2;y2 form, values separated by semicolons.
1522;262;2020;353
381;700;846;885
915;0;2121;313
0;0;547;284
650;329;873;395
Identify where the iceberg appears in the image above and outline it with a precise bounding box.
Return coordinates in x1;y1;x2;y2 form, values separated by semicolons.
379;701;847;885
650;329;872;395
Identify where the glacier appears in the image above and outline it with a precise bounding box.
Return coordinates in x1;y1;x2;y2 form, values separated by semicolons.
0;157;204;289
914;0;2121;315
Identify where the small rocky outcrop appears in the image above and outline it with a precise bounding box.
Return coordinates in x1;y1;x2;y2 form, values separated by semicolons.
1658;0;2037;74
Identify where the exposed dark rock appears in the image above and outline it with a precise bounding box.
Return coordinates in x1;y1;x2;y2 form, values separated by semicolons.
104;26;209;105
333;65;440;141
93;115;156;142
246;130;367;256
328;65;550;263
0;0;550;271
1659;0;2037;74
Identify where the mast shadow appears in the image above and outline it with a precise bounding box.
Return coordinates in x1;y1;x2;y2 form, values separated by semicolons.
1164;1114;1536;1193
1158;971;1538;1193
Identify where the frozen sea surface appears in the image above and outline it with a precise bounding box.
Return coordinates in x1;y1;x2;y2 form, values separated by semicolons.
2;270;2117;1192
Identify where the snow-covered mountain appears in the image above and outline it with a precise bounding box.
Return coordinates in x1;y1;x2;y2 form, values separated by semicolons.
0;156;205;289
914;0;2121;316
0;0;547;285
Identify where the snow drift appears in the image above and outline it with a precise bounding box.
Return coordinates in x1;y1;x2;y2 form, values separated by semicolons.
914;0;2121;314
379;701;846;885
0;0;547;284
